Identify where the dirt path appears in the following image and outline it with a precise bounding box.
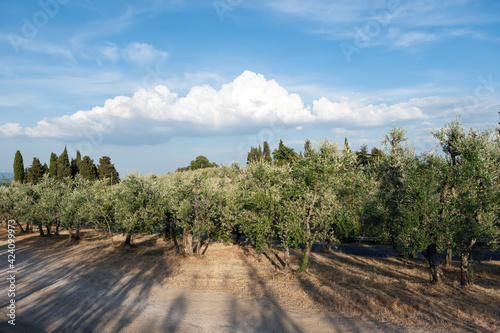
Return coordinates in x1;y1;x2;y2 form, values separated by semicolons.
0;239;429;333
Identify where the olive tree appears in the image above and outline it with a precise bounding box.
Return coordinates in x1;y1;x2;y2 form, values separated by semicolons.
433;120;500;285
112;172;156;246
175;168;233;255
292;140;357;271
59;176;94;241
238;161;300;269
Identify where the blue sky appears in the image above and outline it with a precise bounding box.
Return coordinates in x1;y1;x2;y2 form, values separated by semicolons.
1;0;499;176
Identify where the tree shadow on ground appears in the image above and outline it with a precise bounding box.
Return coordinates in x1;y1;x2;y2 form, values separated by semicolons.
296;250;499;333
0;230;187;332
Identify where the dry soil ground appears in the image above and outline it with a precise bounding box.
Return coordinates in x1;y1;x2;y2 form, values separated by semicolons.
0;228;499;332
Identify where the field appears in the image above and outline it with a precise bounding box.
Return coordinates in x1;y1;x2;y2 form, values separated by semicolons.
1;228;499;332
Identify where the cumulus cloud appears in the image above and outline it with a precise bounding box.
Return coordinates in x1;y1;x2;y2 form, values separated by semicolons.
312;97;426;126
0;71;434;144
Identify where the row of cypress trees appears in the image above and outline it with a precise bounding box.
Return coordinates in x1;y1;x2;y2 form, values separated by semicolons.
13;147;119;185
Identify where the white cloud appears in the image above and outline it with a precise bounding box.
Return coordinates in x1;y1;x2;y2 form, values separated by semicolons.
392;31;439;47
263;0;499;47
122;43;168;65
100;43;119;60
0;34;74;60
312;97;427;126
1;71;443;144
0;123;23;137
330;128;365;138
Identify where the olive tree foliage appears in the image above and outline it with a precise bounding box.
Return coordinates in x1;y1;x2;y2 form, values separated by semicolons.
432;120;500;285
149;174;184;252
14;182;44;235
84;179;117;243
0;185;18;227
292;140;360;271
111;172;157;246
237;161;300;268
362;126;450;283
174;167;236;255
0;181;45;233
362;127;415;254
59;176;95;241
37;175;66;236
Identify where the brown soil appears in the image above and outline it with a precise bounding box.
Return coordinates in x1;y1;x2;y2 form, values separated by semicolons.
1;228;499;332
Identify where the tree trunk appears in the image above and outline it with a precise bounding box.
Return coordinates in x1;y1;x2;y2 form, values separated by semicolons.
460;250;470;286
392;243;402;258
73;227;80;241
170;226;181;253
38;225;45;237
123;232;132;246
45;224;51;236
235;228;242;244
284;247;290;270
55;221;60;236
68;228;73;240
325;240;332;253
299;187;319;272
445;244;452;268
196;239;201;255
183;230;193;255
300;243;311;272
16;221;25;233
422;243;445;284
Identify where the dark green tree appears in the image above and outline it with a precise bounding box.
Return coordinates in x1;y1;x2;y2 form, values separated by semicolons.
26;157;45;184
71;150;82;177
97;156;120;185
57;146;71;179
263;141;272;163
49;153;58;178
369;147;383;163
273;140;297;166
247;146;262;164
190;155;218;170
343;138;351;152
13;150;25;183
176;166;191;173
356;144;370;166
304;139;312;158
43;163;49;175
79;156;98;181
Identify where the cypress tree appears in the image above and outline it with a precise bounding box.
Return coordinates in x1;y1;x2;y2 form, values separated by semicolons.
343;138;351;152
71;150;82;177
356;144;370;166
26;157;45;184
49;153;58;178
278;139;285;151
43;163;49;175
97;156;120;185
80;156;98;181
247;147;262;164
13;150;25;183
57;146;71;179
263;141;272;163
273;139;297;165
304;139;312;158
